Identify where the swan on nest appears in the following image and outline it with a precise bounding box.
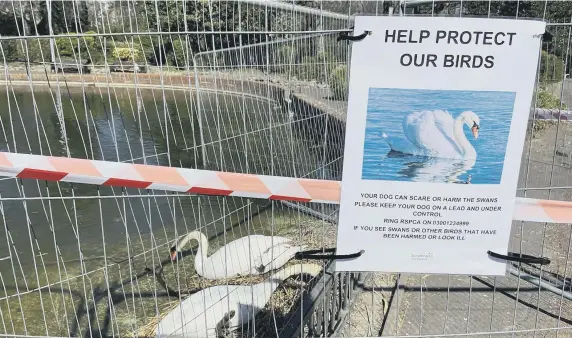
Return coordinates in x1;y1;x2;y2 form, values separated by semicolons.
155;263;323;338
169;230;306;280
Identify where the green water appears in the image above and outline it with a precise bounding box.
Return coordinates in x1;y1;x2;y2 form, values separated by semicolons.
0;85;338;337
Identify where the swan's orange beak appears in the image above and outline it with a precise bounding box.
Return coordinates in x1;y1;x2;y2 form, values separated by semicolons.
471;123;479;140
170;249;177;261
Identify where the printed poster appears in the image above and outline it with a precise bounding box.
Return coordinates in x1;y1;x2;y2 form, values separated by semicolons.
335;16;546;276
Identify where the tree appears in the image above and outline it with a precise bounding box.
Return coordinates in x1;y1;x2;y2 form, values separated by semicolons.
0;5;23;36
139;0;267;64
411;0;572;20
49;0;89;34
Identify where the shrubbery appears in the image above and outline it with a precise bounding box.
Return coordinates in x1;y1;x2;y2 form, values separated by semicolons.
7;39;52;62
55;31;98;59
531;89;567;137
290;52;338;83
170;39;189;67
0;39;49;62
537;89;566;109
329;64;348;100
26;39;51;62
294;55;322;82
0;34;157;65
267;44;350;100
539;50;565;83
271;45;294;73
111;42;141;62
0;41;22;60
301;53;328;82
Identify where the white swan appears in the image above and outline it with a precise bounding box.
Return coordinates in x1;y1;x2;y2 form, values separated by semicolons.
169;230;306;280
155;263;322;338
381;110;480;160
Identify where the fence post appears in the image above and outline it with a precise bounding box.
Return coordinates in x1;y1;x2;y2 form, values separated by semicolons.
47;0;57;73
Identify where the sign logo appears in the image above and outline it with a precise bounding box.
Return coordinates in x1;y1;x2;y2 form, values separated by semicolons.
410;252;433;261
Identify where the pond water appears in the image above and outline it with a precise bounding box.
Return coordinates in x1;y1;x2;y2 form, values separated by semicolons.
0;85;339;337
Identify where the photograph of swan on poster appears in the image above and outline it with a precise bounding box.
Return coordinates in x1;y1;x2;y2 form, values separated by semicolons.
381;110;480;160
169;230;306;280
154;263;322;338
361;88;515;184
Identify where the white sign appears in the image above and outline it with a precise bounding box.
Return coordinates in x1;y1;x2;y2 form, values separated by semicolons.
335;16;546;276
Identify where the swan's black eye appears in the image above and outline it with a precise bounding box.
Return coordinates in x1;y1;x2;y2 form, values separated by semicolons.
169;246;176;252
473;121;479;130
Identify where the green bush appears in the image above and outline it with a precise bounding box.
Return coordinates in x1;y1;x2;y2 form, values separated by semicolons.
329;64;348;100
293;55;316;80
530;89;567;136
107;40;146;63
539;50;565;83
537;89;566;109
293;52;335;83
0;40;23;61
268;42;343;83
55;31;97;57
53;31;109;63
271;44;295;73
112;47;140;61
21;39;51;62
136;36;160;64
529;89;564;137
317;51;335;63
170;39;189;67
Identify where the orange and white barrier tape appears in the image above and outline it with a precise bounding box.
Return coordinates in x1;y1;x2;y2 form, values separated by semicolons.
0;151;569;224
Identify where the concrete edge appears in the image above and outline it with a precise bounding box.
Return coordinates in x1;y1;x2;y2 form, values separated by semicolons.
379;273;411;336
0;79;274;102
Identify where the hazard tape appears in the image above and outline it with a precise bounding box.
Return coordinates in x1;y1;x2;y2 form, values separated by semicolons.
0;151;569;224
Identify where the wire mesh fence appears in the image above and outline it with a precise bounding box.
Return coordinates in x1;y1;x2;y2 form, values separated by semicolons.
0;1;571;338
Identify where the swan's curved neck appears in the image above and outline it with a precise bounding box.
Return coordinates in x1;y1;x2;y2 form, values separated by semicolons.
453;117;475;157
177;231;209;267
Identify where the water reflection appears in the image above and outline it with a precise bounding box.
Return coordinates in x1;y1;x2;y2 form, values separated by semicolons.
388;151;475;183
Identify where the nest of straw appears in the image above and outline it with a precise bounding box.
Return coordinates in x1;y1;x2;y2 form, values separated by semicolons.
132;260;319;338
133;300;180;338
